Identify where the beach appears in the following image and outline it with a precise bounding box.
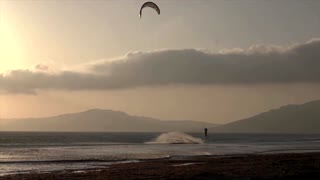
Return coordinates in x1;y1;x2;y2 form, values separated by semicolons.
2;0;320;179
1;132;320;179
1;152;320;179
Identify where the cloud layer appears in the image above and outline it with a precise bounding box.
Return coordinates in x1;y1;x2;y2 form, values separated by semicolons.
1;39;320;94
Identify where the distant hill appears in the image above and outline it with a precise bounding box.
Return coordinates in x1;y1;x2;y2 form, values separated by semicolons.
211;100;320;134
0;109;216;132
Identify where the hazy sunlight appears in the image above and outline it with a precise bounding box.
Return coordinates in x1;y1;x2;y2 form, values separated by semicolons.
0;6;24;72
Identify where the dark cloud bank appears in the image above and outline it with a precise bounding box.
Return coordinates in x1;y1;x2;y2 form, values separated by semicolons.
1;39;320;94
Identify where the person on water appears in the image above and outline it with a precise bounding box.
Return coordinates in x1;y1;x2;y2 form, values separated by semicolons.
204;128;208;138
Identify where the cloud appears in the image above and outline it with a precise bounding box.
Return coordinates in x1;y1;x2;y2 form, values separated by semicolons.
34;64;49;71
1;39;320;94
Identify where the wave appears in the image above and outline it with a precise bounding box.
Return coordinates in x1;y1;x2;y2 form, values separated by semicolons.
146;132;203;144
0;159;140;164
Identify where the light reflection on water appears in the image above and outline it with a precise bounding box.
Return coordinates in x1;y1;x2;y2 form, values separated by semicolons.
1;132;320;176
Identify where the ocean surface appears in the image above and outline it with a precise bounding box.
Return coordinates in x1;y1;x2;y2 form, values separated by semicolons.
1;131;320;176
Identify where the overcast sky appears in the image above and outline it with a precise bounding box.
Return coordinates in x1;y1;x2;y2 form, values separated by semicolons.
0;0;320;124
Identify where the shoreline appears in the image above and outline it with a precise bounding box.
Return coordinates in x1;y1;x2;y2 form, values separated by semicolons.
1;152;320;179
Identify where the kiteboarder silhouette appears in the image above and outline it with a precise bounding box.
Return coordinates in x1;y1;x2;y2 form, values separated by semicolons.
204;128;208;138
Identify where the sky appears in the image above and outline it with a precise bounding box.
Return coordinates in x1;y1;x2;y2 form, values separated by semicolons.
0;0;320;124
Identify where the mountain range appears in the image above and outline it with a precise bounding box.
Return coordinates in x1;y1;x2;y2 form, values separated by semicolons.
1;100;319;133
211;100;320;134
0;109;216;132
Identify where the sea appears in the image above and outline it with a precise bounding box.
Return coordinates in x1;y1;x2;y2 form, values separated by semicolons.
1;131;320;176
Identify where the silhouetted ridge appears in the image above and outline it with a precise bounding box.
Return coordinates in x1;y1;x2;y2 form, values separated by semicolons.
212;100;320;134
1;109;216;132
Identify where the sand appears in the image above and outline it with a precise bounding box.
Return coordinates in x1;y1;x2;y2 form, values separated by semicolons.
1;152;320;179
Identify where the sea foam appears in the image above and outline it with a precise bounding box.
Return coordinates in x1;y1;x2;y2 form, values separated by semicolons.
147;132;203;144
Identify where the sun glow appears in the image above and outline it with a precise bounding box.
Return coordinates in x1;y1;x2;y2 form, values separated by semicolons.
0;4;24;72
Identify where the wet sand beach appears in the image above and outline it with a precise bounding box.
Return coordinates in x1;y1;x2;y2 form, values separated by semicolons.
2;152;320;179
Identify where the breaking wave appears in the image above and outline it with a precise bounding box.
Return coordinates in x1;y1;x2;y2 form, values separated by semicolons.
147;132;203;144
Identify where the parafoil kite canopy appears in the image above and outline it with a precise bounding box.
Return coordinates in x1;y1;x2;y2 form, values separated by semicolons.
139;1;160;18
